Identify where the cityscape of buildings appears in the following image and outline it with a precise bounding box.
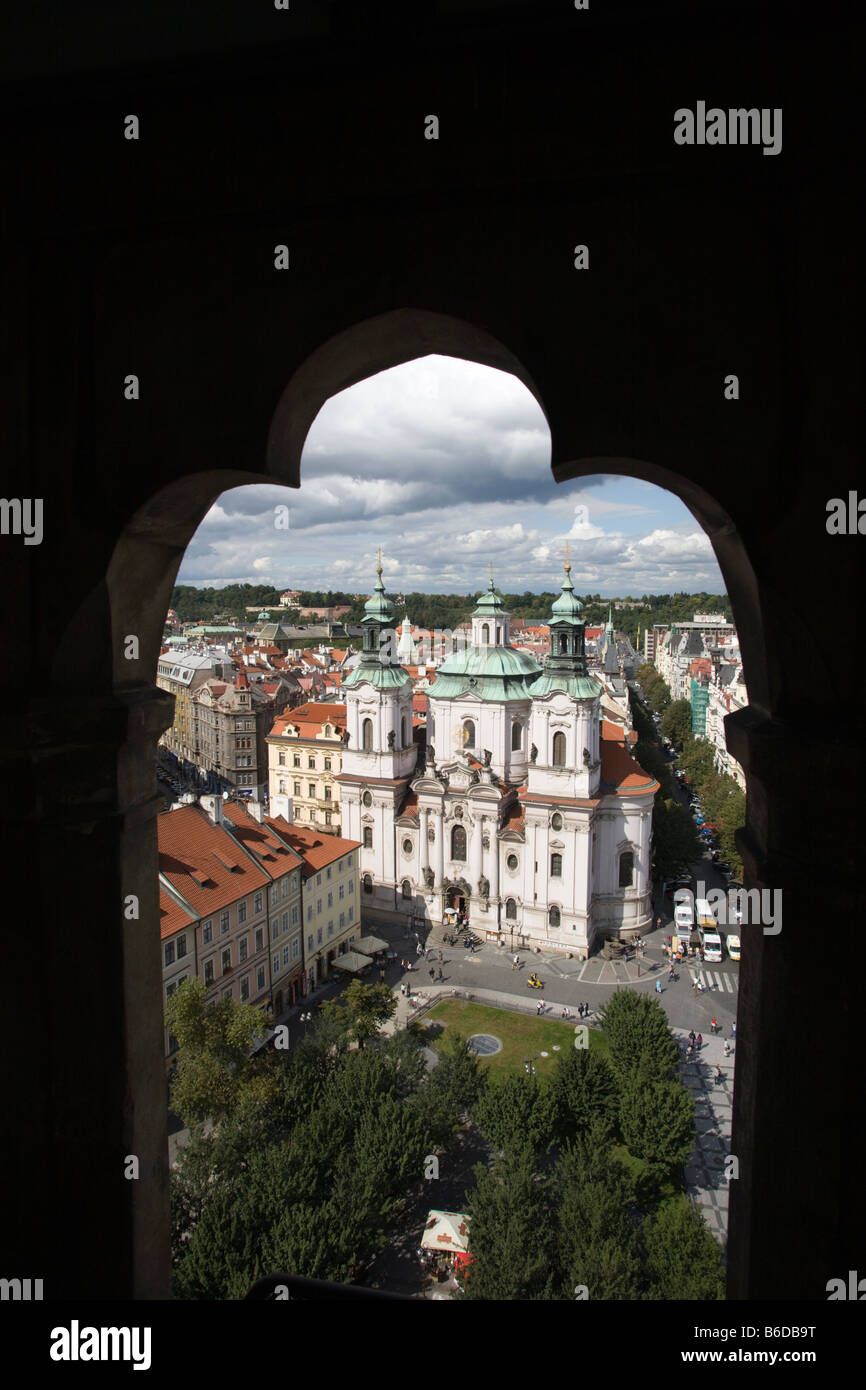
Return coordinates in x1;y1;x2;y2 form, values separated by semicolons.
155;562;744;1066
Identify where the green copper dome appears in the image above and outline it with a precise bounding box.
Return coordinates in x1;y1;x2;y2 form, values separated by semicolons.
472;580;508;617
362;569;395;626
549;568;584;626
427;642;542;701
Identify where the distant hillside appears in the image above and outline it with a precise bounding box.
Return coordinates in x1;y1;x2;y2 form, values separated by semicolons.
168;584;731;637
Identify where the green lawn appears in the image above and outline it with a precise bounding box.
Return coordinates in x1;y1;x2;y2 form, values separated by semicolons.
425;999;608;1081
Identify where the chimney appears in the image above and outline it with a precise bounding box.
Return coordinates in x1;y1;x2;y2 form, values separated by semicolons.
246;800;264;823
199;793;223;825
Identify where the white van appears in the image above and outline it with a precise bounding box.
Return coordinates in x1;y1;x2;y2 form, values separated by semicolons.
694;898;717;930
701;930;724;963
725;934;741;961
674;901;694;932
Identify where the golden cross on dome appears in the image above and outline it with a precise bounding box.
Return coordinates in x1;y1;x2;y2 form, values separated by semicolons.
489;559;495;586
376;545;383;577
564;539;571;573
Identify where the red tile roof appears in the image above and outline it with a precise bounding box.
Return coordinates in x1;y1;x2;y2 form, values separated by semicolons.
160;886;197;941
265;819;361;875
222;801;304;875
269;702;347;740
158;805;271;915
600;721;658;794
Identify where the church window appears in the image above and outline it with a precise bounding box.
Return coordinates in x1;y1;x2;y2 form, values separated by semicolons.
451;825;467;861
550;853;562;878
363;827;373;849
401;715;407;746
463;720;475;749
552;731;566;766
505;898;517;921
362;790;372;807
549;906;561;928
481;623;489;644
511;721;522;751
402;838;413;855
506;853;519;872
560;634;567;653
401;880;412;899
551;812;563;831
362;718;373;751
619;851;634;888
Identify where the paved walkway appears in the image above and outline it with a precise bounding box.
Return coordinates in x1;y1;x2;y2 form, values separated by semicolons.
674;1029;735;1246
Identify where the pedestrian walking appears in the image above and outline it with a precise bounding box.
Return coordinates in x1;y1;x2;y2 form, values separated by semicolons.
692;978;698;994
723;1040;731;1057
731;1021;737;1039
400;982;406;996
379;968;385;983
715;1066;724;1085
429;967;435;982
438;949;443;963
655;979;662;994
513;954;519;970
710;1017;718;1034
688;1030;695;1047
696;1032;703;1050
437;968;443;981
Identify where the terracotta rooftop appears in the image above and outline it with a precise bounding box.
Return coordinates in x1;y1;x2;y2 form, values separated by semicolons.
159;885;197;941
158;804;271;916
265;818;361;875
222;801;304;875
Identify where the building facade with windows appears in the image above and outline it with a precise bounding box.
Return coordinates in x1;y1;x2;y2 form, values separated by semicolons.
266;702;348;833
157;797;273;1014
159;887;197;1066
221;800;305;1012
339;562;657;957
267;823;362;992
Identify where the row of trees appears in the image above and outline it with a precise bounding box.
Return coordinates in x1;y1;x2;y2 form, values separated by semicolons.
168;583;730;639
462;991;723;1300
165;980;723;1300
634;663;744;878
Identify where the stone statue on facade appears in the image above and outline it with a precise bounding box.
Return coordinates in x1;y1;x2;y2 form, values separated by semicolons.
583;746;591;765
482;748;491;767
478;875;489;900
530;743;538;764
387;729;395;749
423;866;435;890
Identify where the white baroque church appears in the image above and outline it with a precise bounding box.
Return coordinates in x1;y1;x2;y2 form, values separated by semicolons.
339;559;657;957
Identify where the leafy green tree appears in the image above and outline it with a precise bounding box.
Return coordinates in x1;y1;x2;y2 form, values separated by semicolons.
549;1047;618;1147
598;989;680;1084
319;979;396;1048
643;1196;725;1300
661;698;692;749
462;1146;554;1300
633;738;672;798
429;1029;487;1119
652;797;704;879
553;1138;644;1300
618;1076;694;1185
165;977;276;1127
473;1073;556;1155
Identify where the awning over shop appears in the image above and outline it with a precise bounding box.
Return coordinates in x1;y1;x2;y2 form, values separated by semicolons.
330;951;374;974
420;1210;471;1254
354;935;389;955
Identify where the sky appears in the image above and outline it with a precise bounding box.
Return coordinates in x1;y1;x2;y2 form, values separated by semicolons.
177;355;726;598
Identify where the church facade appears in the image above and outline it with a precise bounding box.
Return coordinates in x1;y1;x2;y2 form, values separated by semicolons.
339;563;657;957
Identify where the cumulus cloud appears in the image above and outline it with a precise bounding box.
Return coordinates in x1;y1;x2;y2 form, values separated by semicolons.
178;357;726;596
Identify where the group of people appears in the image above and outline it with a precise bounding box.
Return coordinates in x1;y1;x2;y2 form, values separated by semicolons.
559;1002;591;1020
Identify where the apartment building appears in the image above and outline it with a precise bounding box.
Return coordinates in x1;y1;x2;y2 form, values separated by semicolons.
159;886;197;1066
268;822;361;992
156;648;236;763
267;702;347;833
193;667;294;800
157;797;272;1014
222;801;305;1012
